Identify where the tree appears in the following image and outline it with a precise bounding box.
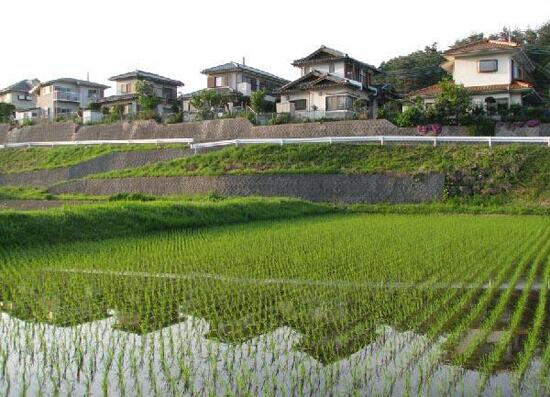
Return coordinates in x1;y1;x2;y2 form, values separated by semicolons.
190;90;223;120
0;103;15;122
375;43;449;94
434;78;471;123
250;89;268;113
135;80;161;112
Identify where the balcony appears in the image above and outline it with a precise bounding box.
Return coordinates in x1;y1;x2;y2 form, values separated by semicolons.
54;91;80;102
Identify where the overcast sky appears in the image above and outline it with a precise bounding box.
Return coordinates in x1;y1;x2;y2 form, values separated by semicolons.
2;0;548;95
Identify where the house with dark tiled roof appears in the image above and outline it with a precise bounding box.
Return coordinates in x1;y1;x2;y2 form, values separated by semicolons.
276;46;390;120
407;39;540;112
97;70;183;117
0;79;40;111
181;61;288;116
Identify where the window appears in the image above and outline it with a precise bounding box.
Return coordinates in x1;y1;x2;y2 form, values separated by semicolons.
120;83;132;93
55;107;72;114
17;94;31;101
326;95;355;111
329;63;335;73
163;87;174;101
291;99;307;111
512;61;523;80
479;59;498;73
215;76;223;87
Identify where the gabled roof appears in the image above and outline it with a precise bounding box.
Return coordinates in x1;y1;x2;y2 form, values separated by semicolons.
34;78;109;91
292;45;381;74
444;39;520;56
201;62;289;85
407;80;535;98
0;79;39;95
109;70;184;87
278;70;373;93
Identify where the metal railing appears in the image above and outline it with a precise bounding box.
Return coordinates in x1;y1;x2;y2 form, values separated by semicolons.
190;135;550;152
1;136;549;151
0;138;193;149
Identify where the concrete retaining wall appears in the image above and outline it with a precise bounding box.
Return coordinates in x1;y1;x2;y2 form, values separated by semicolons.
3;119;406;144
0;149;190;187
496;122;550;137
49;173;445;204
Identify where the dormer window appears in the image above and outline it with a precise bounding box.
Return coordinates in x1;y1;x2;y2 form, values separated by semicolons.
478;59;498;73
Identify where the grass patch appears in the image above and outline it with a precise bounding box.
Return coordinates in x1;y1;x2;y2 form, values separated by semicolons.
93;144;550;203
0;196;337;248
0;144;185;174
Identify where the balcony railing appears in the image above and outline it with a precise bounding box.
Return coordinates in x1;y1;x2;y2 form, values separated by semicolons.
54;91;80;102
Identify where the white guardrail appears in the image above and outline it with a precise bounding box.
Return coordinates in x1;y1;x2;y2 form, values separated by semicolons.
0;138;194;149
1;136;549;150
190;136;550;152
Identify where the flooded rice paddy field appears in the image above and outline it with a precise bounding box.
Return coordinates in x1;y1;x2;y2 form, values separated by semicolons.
1;214;550;396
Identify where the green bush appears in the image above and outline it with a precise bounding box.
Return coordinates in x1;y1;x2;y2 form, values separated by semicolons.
466;118;496;136
395;105;426;127
268;113;291;125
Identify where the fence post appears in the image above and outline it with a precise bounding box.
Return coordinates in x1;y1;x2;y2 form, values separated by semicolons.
488;137;492;148
329;137;333;145
280;139;284;146
235;139;239;147
547;137;550;148
380;136;384;146
433;137;437;147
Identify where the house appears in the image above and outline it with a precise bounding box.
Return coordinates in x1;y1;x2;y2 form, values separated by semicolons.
31;78;109;120
97;70;183;117
0;79;39;111
407;40;539;112
276;46;386;120
181;61;288;116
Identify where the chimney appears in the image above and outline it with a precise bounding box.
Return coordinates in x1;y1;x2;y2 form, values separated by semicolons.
242;57;246;66
87;72;90;81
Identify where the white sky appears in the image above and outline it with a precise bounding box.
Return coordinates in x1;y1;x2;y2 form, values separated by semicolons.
1;0;548;95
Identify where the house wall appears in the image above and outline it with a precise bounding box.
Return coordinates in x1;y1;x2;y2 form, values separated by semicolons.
302;61;346;77
281;87;370;112
0;92;36;110
453;53;512;87
115;78;177;102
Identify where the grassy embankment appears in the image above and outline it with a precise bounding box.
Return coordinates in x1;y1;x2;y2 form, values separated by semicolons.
0;144;185;174
94;144;550;204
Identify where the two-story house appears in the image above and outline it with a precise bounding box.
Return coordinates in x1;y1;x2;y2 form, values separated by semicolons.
0;79;39;112
276;46;384;119
98;70;183;116
31;78;109;120
181;61;288;115
407;40;538;112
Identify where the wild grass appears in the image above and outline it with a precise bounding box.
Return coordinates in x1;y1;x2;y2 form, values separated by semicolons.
0;144;184;174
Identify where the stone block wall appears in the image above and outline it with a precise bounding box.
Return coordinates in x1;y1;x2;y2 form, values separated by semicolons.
49;173;445;204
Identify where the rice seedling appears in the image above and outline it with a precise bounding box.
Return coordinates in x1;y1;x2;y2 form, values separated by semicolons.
0;213;549;396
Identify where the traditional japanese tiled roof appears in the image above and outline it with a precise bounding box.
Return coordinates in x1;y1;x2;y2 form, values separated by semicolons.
407;80;535;98
201;62;289;85
444;40;519;55
278;70;373;93
0;79;39;95
292;45;381;74
109;70;183;87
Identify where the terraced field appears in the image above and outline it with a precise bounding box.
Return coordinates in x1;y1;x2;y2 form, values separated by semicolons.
1;214;550;396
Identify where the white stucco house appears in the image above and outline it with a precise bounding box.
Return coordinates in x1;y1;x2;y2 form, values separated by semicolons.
408;40;539;112
276;46;391;120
